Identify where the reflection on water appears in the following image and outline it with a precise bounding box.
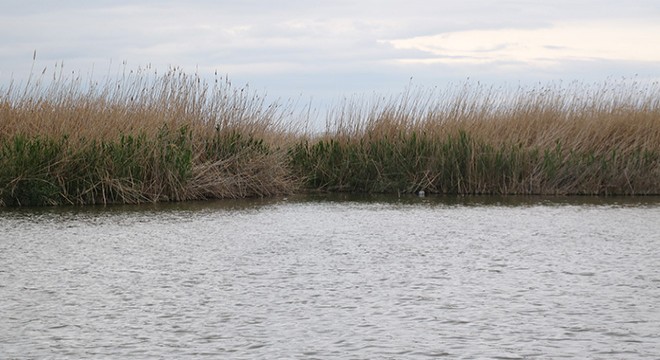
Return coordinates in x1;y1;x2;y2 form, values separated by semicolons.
1;196;660;359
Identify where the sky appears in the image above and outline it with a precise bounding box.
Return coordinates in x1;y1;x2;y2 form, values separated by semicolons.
1;0;660;113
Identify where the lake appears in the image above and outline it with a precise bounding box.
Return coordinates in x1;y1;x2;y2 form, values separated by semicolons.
1;195;659;359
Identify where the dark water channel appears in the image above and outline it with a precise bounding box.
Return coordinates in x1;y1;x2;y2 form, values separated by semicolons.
1;195;659;359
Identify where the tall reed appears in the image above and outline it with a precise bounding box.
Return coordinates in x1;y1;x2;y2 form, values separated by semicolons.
2;64;659;206
0;65;297;206
289;81;660;195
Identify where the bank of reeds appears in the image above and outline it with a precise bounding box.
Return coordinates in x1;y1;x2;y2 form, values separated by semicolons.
0;65;297;206
2;65;659;206
289;81;660;195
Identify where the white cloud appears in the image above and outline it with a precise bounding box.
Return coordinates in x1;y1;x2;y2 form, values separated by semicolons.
1;0;660;110
383;21;660;66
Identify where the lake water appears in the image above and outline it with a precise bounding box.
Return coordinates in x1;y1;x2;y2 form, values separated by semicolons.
1;195;659;359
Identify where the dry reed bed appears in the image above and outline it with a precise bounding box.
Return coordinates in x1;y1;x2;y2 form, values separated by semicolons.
290;82;660;195
0;67;297;205
1;66;659;206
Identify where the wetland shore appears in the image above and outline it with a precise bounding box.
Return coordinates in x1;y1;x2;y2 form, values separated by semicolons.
2;68;659;206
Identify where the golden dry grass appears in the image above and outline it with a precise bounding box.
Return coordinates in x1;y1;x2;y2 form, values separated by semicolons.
291;81;660;195
0;66;298;205
2;65;659;206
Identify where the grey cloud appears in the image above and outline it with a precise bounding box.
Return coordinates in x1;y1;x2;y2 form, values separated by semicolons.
1;0;659;108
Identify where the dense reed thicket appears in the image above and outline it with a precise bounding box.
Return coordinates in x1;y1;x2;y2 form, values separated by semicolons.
290;82;660;195
2;65;659;206
0;66;296;206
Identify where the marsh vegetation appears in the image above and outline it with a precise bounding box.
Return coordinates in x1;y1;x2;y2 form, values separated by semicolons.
1;65;659;205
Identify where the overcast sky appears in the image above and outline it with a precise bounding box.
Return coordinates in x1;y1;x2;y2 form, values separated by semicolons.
2;0;659;110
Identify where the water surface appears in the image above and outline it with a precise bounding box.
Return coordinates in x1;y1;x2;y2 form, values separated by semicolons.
1;195;659;359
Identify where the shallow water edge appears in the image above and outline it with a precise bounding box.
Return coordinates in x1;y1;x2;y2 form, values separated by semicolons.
1;194;659;359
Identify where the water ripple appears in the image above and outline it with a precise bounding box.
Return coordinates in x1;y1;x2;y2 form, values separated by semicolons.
1;197;660;358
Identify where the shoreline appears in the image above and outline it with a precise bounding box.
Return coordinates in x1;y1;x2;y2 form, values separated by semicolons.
2;69;659;206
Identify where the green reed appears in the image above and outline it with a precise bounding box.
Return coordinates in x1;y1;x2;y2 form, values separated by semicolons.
288;131;660;196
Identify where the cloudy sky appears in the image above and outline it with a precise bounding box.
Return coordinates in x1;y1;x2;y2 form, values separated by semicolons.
1;0;659;109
